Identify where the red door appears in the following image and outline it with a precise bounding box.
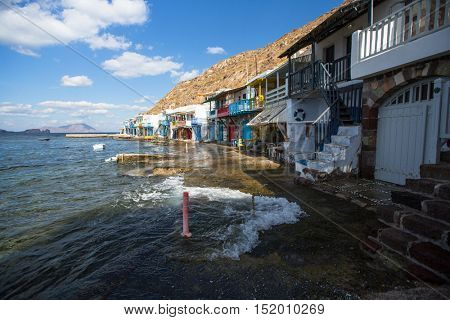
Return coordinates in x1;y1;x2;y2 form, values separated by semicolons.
228;125;235;142
186;128;192;140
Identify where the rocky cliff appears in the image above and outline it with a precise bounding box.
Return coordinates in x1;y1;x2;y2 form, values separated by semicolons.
147;2;347;115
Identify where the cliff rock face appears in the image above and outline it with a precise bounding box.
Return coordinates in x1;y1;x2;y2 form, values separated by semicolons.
146;4;344;115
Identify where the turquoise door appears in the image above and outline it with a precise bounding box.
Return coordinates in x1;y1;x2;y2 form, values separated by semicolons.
218;123;223;141
209;124;215;140
242;120;251;140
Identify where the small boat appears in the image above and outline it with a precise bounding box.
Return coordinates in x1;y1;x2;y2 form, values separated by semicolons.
93;143;105;151
38;138;50;141
104;156;117;163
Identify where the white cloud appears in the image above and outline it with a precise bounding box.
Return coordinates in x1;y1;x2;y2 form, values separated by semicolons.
133;95;155;104
102;51;182;78
38;100;148;112
147;45;154;50
60;75;93;87
11;45;40;57
170;69;200;83
0;0;148;55
86;33;131;50
0;102;51;117
134;43;143;50
206;46;226;55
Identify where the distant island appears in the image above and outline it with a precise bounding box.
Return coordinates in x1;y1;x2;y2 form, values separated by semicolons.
0;123;97;134
40;123;97;133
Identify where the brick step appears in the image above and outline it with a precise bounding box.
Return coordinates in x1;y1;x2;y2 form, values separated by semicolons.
391;190;433;210
409;242;450;280
377;205;407;227
421;163;450;180
405;178;444;195
441;151;450;163
434;183;450;201
375;228;450;282
401;214;449;243
422;200;450;224
377;227;417;255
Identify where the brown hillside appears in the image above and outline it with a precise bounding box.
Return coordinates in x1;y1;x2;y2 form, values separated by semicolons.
146;1;349;114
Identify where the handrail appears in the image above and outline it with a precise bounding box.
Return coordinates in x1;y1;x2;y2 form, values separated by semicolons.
313;107;331;125
312;107;331;151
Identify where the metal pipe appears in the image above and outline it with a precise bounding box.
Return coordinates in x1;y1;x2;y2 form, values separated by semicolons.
182;192;192;238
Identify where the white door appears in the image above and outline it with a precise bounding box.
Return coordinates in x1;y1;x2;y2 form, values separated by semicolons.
375;80;436;185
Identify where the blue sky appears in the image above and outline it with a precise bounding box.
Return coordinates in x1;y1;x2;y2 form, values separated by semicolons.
0;0;342;132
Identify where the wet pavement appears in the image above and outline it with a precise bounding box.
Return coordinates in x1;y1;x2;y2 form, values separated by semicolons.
107;141;447;299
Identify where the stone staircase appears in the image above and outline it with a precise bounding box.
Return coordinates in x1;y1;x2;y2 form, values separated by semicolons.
371;151;450;282
295;125;361;179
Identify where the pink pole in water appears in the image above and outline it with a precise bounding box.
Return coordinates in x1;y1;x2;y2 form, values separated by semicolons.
182;191;192;238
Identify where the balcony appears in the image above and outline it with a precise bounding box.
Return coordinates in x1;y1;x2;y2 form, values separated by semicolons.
217;105;229;118
228;99;260;116
191;118;201;125
352;0;450;79
160;120;170;126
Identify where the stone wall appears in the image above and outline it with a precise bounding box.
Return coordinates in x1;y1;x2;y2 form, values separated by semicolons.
360;55;450;179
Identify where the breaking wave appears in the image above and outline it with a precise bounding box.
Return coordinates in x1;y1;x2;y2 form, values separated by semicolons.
210;195;305;260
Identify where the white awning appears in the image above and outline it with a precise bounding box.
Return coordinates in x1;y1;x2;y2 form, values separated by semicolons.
269;107;287;124
248;103;286;126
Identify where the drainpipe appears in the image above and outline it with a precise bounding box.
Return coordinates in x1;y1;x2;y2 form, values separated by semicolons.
368;0;374;25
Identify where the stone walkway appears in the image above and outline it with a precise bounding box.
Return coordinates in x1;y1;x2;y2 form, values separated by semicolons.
312;177;404;211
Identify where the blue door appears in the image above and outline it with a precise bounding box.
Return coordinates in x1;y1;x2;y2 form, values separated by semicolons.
218;123;223;141
242;120;252;140
193;125;202;141
209;124;215;140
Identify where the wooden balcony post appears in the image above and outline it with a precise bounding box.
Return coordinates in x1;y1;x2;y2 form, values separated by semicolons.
288;55;292;96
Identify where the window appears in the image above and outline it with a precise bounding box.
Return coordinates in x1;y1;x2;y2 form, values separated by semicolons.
324;45;335;63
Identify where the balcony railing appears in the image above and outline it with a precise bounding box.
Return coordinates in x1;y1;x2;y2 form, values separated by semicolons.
358;0;449;61
266;83;288;106
228;99;259;116
289;63;314;96
323;54;351;83
217;105;229;117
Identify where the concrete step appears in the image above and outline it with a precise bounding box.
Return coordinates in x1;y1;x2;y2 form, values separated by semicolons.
421;163;450;180
441;151;450;163
422;200;450;224
317;152;337;162
391;190;433;210
337;125;360;137
409;242;450;280
378;227;417;255
331;135;355;147
323;143;347;156
401;213;449;242
305;159;335;173
405;178;442;195
434;183;450;201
